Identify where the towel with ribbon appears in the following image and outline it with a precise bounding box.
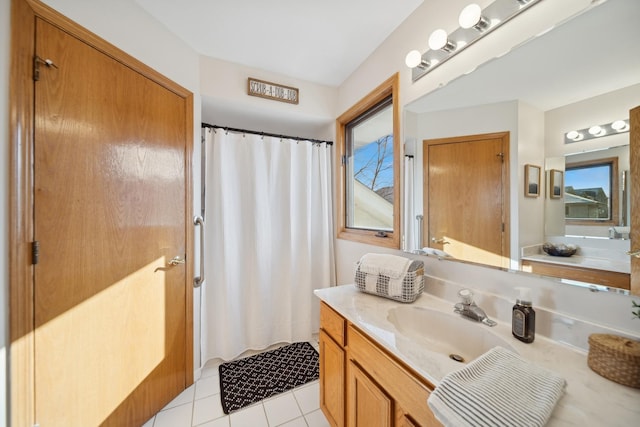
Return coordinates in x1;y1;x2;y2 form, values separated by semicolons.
357;253;412;296
427;346;566;427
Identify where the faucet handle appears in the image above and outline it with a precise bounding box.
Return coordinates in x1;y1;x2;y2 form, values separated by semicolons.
458;289;474;305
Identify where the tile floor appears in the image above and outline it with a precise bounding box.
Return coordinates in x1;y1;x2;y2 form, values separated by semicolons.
142;341;329;427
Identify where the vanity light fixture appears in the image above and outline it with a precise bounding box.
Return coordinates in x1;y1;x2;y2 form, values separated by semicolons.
459;3;490;31
611;120;629;132
429;29;457;52
405;50;429;69
564;119;630;144
406;0;543;82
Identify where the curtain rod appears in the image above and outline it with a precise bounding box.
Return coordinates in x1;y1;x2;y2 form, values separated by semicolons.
202;123;333;145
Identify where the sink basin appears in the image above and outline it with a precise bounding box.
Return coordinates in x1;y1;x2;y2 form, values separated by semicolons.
387;306;517;363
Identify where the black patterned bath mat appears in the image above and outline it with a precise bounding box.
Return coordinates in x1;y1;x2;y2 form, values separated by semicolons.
218;341;319;414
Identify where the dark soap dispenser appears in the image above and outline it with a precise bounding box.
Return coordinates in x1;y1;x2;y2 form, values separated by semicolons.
512;287;535;343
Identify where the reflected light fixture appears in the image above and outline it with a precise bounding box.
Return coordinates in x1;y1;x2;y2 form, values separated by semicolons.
564;119;630;144
612;120;629;132
566;130;583;142
459;3;490;31
588;125;605;137
406;0;543;82
429;29;457;52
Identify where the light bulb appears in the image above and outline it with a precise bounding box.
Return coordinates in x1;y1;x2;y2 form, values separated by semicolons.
566;131;582;141
459;4;488;30
428;29;456;52
588;125;605;136
611;120;628;131
405;50;423;68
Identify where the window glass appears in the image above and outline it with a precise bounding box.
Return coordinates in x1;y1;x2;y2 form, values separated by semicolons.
565;161;614;220
345;97;394;231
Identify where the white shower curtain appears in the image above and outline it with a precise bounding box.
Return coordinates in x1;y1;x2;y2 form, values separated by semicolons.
201;127;336;361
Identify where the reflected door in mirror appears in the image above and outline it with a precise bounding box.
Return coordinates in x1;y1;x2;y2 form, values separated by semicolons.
424;132;510;269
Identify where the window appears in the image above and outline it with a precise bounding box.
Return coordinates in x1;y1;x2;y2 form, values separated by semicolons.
336;74;400;248
565;157;618;224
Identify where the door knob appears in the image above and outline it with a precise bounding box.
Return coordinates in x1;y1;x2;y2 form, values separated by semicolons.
627;250;640;258
168;256;185;266
431;237;450;245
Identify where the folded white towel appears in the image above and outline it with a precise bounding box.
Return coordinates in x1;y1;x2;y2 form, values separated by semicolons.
358;253;411;279
427;346;566;427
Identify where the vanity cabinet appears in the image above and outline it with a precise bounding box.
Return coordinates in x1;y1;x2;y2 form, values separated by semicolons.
319;301;440;427
320;303;346;427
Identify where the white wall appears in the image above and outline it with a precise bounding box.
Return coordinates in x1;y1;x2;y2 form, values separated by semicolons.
517;102;546;252
1;0;10;423
199;56;337;141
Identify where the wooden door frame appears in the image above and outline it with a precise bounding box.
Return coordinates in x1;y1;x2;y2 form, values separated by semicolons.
9;1;194;425
422;132;511;269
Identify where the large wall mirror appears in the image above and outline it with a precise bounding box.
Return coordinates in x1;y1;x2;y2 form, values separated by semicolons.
403;0;640;294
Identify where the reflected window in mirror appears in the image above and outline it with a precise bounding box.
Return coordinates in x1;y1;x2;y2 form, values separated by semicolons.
565;157;618;225
336;73;400;248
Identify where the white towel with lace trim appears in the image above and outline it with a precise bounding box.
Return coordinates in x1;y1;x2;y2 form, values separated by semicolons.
358;253;412;296
358;253;411;278
427;346;566;427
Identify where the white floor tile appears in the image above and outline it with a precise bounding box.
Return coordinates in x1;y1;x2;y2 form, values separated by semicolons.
195;375;220;400
304;409;330;427
195;416;230;427
277;416;308;427
141;416;155;427
293;381;320;414
192;394;226;426
263;392;302;426
200;364;221;379
164;384;196;410
154;402;193;427
229;403;269;427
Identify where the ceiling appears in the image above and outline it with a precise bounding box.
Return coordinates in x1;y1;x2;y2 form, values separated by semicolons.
406;0;640;114
134;0;423;87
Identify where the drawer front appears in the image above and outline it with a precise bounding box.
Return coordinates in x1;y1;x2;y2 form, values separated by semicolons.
348;324;440;426
320;301;346;346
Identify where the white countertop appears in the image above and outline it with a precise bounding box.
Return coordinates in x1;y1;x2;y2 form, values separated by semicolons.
521;253;630;274
315;285;640;426
520;244;630;274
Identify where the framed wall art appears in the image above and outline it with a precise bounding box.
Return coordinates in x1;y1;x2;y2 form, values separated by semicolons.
524;164;541;197
550;169;564;199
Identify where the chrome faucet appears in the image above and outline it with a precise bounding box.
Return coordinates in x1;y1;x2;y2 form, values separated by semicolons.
454;289;497;327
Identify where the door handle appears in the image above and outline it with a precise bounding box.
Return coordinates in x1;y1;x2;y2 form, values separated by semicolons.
627;250;640;258
194;216;205;288
168;256;185;266
431;237;450;245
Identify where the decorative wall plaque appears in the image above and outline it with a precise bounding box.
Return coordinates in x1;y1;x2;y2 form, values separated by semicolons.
247;77;299;104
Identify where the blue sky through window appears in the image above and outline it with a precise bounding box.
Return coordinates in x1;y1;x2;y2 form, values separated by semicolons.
353;135;394;191
565;165;610;197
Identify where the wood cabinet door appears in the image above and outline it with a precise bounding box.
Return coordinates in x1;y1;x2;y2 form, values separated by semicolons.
33;17;189;426
348;360;393;427
320;330;345;427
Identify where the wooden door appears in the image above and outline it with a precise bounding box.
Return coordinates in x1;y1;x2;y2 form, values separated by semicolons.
630;105;640;296
348;361;392;427
424;133;510;269
33;18;189;426
319;330;345;427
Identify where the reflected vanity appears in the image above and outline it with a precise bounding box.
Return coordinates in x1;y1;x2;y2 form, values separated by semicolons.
403;0;640;295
